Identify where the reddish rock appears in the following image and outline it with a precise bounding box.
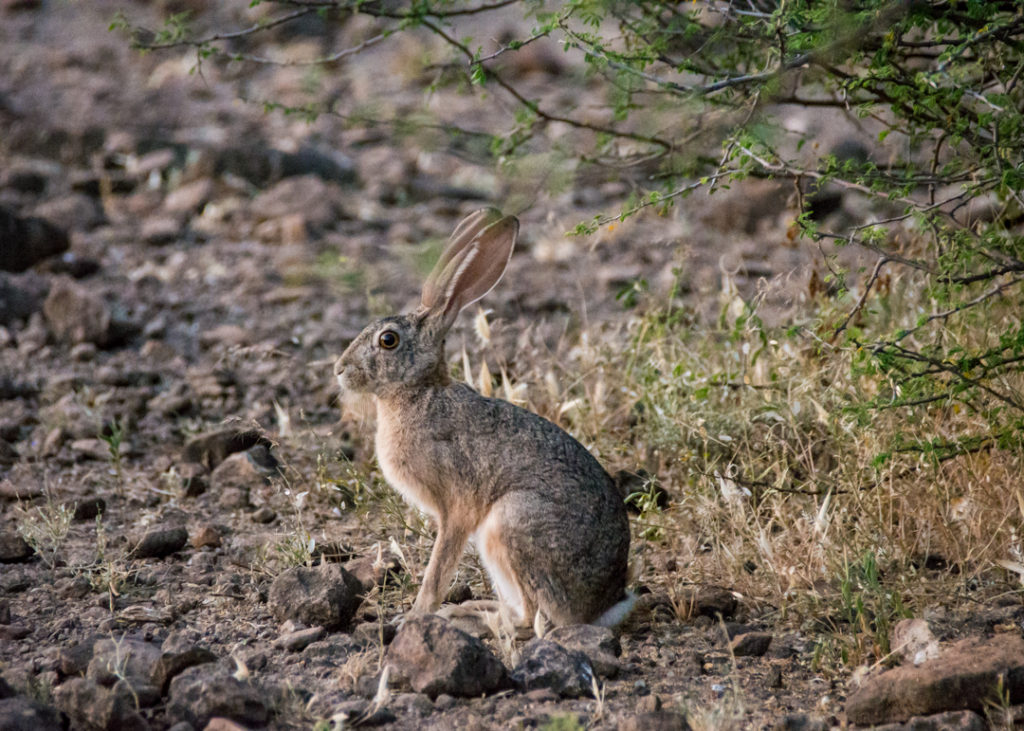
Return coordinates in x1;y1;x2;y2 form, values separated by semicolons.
846;634;1024;725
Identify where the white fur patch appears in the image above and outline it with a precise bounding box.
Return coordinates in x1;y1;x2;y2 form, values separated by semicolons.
593;590;638;628
473;508;526;623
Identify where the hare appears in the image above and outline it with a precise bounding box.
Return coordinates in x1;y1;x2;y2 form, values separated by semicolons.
334;208;632;633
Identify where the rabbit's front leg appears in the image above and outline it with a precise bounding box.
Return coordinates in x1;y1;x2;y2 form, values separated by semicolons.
412;520;470;615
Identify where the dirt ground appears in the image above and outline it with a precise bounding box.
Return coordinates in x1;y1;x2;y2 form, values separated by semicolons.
3;2;1008;730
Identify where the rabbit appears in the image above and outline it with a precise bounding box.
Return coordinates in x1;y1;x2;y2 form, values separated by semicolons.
334;208;633;633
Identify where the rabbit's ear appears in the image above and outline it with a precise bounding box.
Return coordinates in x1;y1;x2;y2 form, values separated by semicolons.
420;209;518;331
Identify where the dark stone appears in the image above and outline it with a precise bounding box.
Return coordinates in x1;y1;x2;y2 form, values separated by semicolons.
511;638;593;698
387;615;509;699
0;205;69;272
153;632;217;694
772;712;829;731
166;666;268;729
545;624;622;678
267;564;364;631
0;272;47;326
53;677;150;731
729;632;773;657
73;497;106;521
0;531;32;563
129;527;189;559
181;429;270;470
0;696;63;731
59;640;96;677
618;711;690;731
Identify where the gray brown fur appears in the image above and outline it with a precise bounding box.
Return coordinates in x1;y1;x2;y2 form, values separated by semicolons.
334;209;630;629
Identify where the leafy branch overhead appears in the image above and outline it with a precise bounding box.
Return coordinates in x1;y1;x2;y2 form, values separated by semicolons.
118;0;1024;462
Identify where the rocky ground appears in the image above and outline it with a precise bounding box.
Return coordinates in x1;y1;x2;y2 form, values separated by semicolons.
2;2;1024;730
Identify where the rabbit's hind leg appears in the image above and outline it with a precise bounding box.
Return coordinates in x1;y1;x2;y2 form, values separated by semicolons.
473;506;537;629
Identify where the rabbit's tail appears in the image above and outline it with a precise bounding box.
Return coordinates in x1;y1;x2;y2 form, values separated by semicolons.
593;590;638;628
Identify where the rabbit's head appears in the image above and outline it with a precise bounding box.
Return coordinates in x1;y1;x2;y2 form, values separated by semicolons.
335;208;518;396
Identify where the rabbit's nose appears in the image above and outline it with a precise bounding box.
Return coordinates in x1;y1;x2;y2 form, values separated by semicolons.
333;358;345;376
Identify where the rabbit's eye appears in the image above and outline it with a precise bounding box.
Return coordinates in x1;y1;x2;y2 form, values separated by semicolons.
378;330;400;349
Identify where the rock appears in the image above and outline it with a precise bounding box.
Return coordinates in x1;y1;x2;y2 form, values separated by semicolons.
387;615;509;698
53;677;150;731
152;632;217;693
772;713;829;731
166;666;268;729
0;599;9;624
352;621;396;647
164;178;213;214
59;640;96;677
33;193;105;232
250;175;346;238
675;586;738;620
42;276;111;345
87;638;162;694
0;696;63;731
179;462;209;497
190;523;222;549
343;554;403;594
0;205;69;272
129;527;189;559
871;710;987;730
545;624;622;678
0;624;30;640
0;440;17;466
182;429;270;470
0;272;47;325
204;718;256;731
274;625;325;652
891;618;940;666
140;216;181;246
846;634;1024;725
73;497;106;521
250;506;276;524
730;632;773;657
0;531;33;563
330;698;396;727
618;711;690;731
511;638;593;698
267;563;363;631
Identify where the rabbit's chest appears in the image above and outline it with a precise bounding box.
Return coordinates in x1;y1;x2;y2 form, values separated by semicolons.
375;408;440;519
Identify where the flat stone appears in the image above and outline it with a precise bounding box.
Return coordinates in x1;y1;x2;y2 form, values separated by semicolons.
846;634;1024;725
274;626;325;652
